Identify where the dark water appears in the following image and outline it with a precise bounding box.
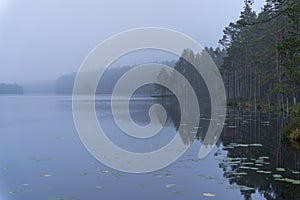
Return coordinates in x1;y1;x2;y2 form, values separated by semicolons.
0;96;299;200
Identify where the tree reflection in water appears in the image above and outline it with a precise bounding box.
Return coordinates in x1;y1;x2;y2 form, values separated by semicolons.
158;97;300;199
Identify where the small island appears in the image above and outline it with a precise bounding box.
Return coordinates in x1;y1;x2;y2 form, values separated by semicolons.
0;83;24;94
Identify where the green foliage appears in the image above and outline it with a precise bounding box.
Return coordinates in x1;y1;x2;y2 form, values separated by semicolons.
290;103;300;122
219;0;299;108
281;120;300;149
281;103;300;148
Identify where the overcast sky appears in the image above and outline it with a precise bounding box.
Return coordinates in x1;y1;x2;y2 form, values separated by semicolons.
0;0;265;84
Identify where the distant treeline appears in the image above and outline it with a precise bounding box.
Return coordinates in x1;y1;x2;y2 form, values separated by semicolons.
0;83;24;94
55;61;176;95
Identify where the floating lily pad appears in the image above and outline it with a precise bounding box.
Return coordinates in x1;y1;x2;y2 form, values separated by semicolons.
235;144;249;147
9;189;32;194
165;174;173;178
249;144;263;147
259;156;269;159
31;158;54;161
41;186;52;190
233;172;248;176
256;170;271;174
228;161;241;165
203;193;216;197
172;190;182;194
276;168;286;172
255;159;264;163
292;180;300;185
240;186;255;191
223;146;234;149
284;178;295;183
165;184;176;188
47;196;73;200
242;162;254;165
40;173;52;177
275;178;294;183
240;166;251;169
273;174;282;178
228;126;237;129
79;173;88;176
226;185;240;190
137;184;145;188
3;166;12;170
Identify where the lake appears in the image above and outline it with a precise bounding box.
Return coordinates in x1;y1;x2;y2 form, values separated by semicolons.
0;95;299;200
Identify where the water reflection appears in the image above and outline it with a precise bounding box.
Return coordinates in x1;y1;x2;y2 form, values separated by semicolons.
218;108;300;200
1;96;300;199
152;98;300;199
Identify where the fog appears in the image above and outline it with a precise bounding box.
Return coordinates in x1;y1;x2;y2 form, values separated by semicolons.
0;0;265;84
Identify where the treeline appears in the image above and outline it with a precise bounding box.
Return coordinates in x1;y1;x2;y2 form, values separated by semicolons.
0;83;24;94
155;47;226;97
56;61;176;95
219;0;299;111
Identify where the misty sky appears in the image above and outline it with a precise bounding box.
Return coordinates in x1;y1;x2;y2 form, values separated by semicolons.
0;0;265;84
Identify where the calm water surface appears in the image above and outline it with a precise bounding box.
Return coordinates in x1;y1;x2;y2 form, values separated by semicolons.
0;96;299;200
